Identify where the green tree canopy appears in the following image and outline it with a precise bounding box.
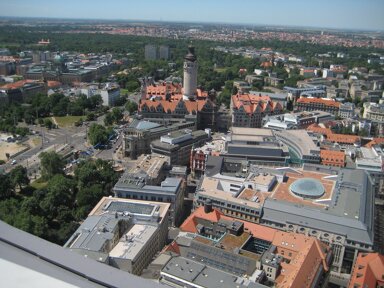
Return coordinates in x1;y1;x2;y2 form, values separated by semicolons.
125;100;138;114
39;151;64;180
0;174;13;200
10;165;29;191
88;123;109;146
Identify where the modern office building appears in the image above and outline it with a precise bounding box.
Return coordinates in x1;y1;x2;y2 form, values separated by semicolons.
64;197;170;275
263;110;335;130
222;127;290;165
274;129;321;164
151;129;210;166
122;119;195;159
113;174;184;226
0;221;164;288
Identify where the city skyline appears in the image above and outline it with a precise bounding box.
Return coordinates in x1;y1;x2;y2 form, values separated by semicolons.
1;0;384;31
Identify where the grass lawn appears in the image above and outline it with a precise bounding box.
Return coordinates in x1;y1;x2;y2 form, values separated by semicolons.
120;88;129;95
30;178;48;190
53;116;84;128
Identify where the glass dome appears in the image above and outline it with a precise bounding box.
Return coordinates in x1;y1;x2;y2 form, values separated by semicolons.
289;178;325;199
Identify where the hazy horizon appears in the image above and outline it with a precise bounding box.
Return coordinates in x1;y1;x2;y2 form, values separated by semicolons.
1;0;383;31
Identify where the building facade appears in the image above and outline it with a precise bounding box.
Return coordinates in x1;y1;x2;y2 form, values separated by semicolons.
231;94;283;128
64;197;170;276
296;97;341;115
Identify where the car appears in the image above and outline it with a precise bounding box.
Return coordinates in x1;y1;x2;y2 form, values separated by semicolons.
11;159;17;165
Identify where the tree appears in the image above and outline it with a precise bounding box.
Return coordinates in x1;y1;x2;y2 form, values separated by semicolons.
10;165;29;191
111;107;123;123
126;80;140;92
44;118;54;129
104;112;114;126
39;151;64;180
86;112;96;121
89;95;103;109
40;175;74;218
0;174;13;200
125;100;138;114
88;123;109;146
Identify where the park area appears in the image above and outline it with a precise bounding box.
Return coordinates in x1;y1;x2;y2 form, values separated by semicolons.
52;116;84;128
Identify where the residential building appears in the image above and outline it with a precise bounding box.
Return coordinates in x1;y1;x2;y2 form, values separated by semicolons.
300;67;318;78
64;197;170;275
231;93;283;128
79;82;120;106
113;174;184;226
151;129;210;166
339;102;356;119
159;45;170;60
296;97;341;115
190;149;206;179
363;101;384;122
284;86;326;99
144;44;157;60
348;253;384;288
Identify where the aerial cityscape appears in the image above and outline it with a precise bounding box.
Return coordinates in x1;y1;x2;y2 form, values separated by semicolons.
0;1;384;288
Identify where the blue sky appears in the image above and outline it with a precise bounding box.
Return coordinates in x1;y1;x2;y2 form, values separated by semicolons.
1;0;384;30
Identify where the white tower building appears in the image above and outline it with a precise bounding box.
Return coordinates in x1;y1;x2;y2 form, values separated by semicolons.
183;46;198;101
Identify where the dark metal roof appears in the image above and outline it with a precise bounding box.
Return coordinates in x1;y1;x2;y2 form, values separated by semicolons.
184;46;197;62
0;221;166;288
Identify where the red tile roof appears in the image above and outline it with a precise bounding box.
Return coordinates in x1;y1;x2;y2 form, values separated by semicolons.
349;253;384;288
140;98;212;114
231;93;282;115
273;231;330;288
365;137;384;148
1;79;37;90
180;206;276;242
327;133;360;145
307;124;360;145
297;97;341;108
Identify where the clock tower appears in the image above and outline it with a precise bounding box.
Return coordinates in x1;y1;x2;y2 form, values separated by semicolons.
183;46;198;101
